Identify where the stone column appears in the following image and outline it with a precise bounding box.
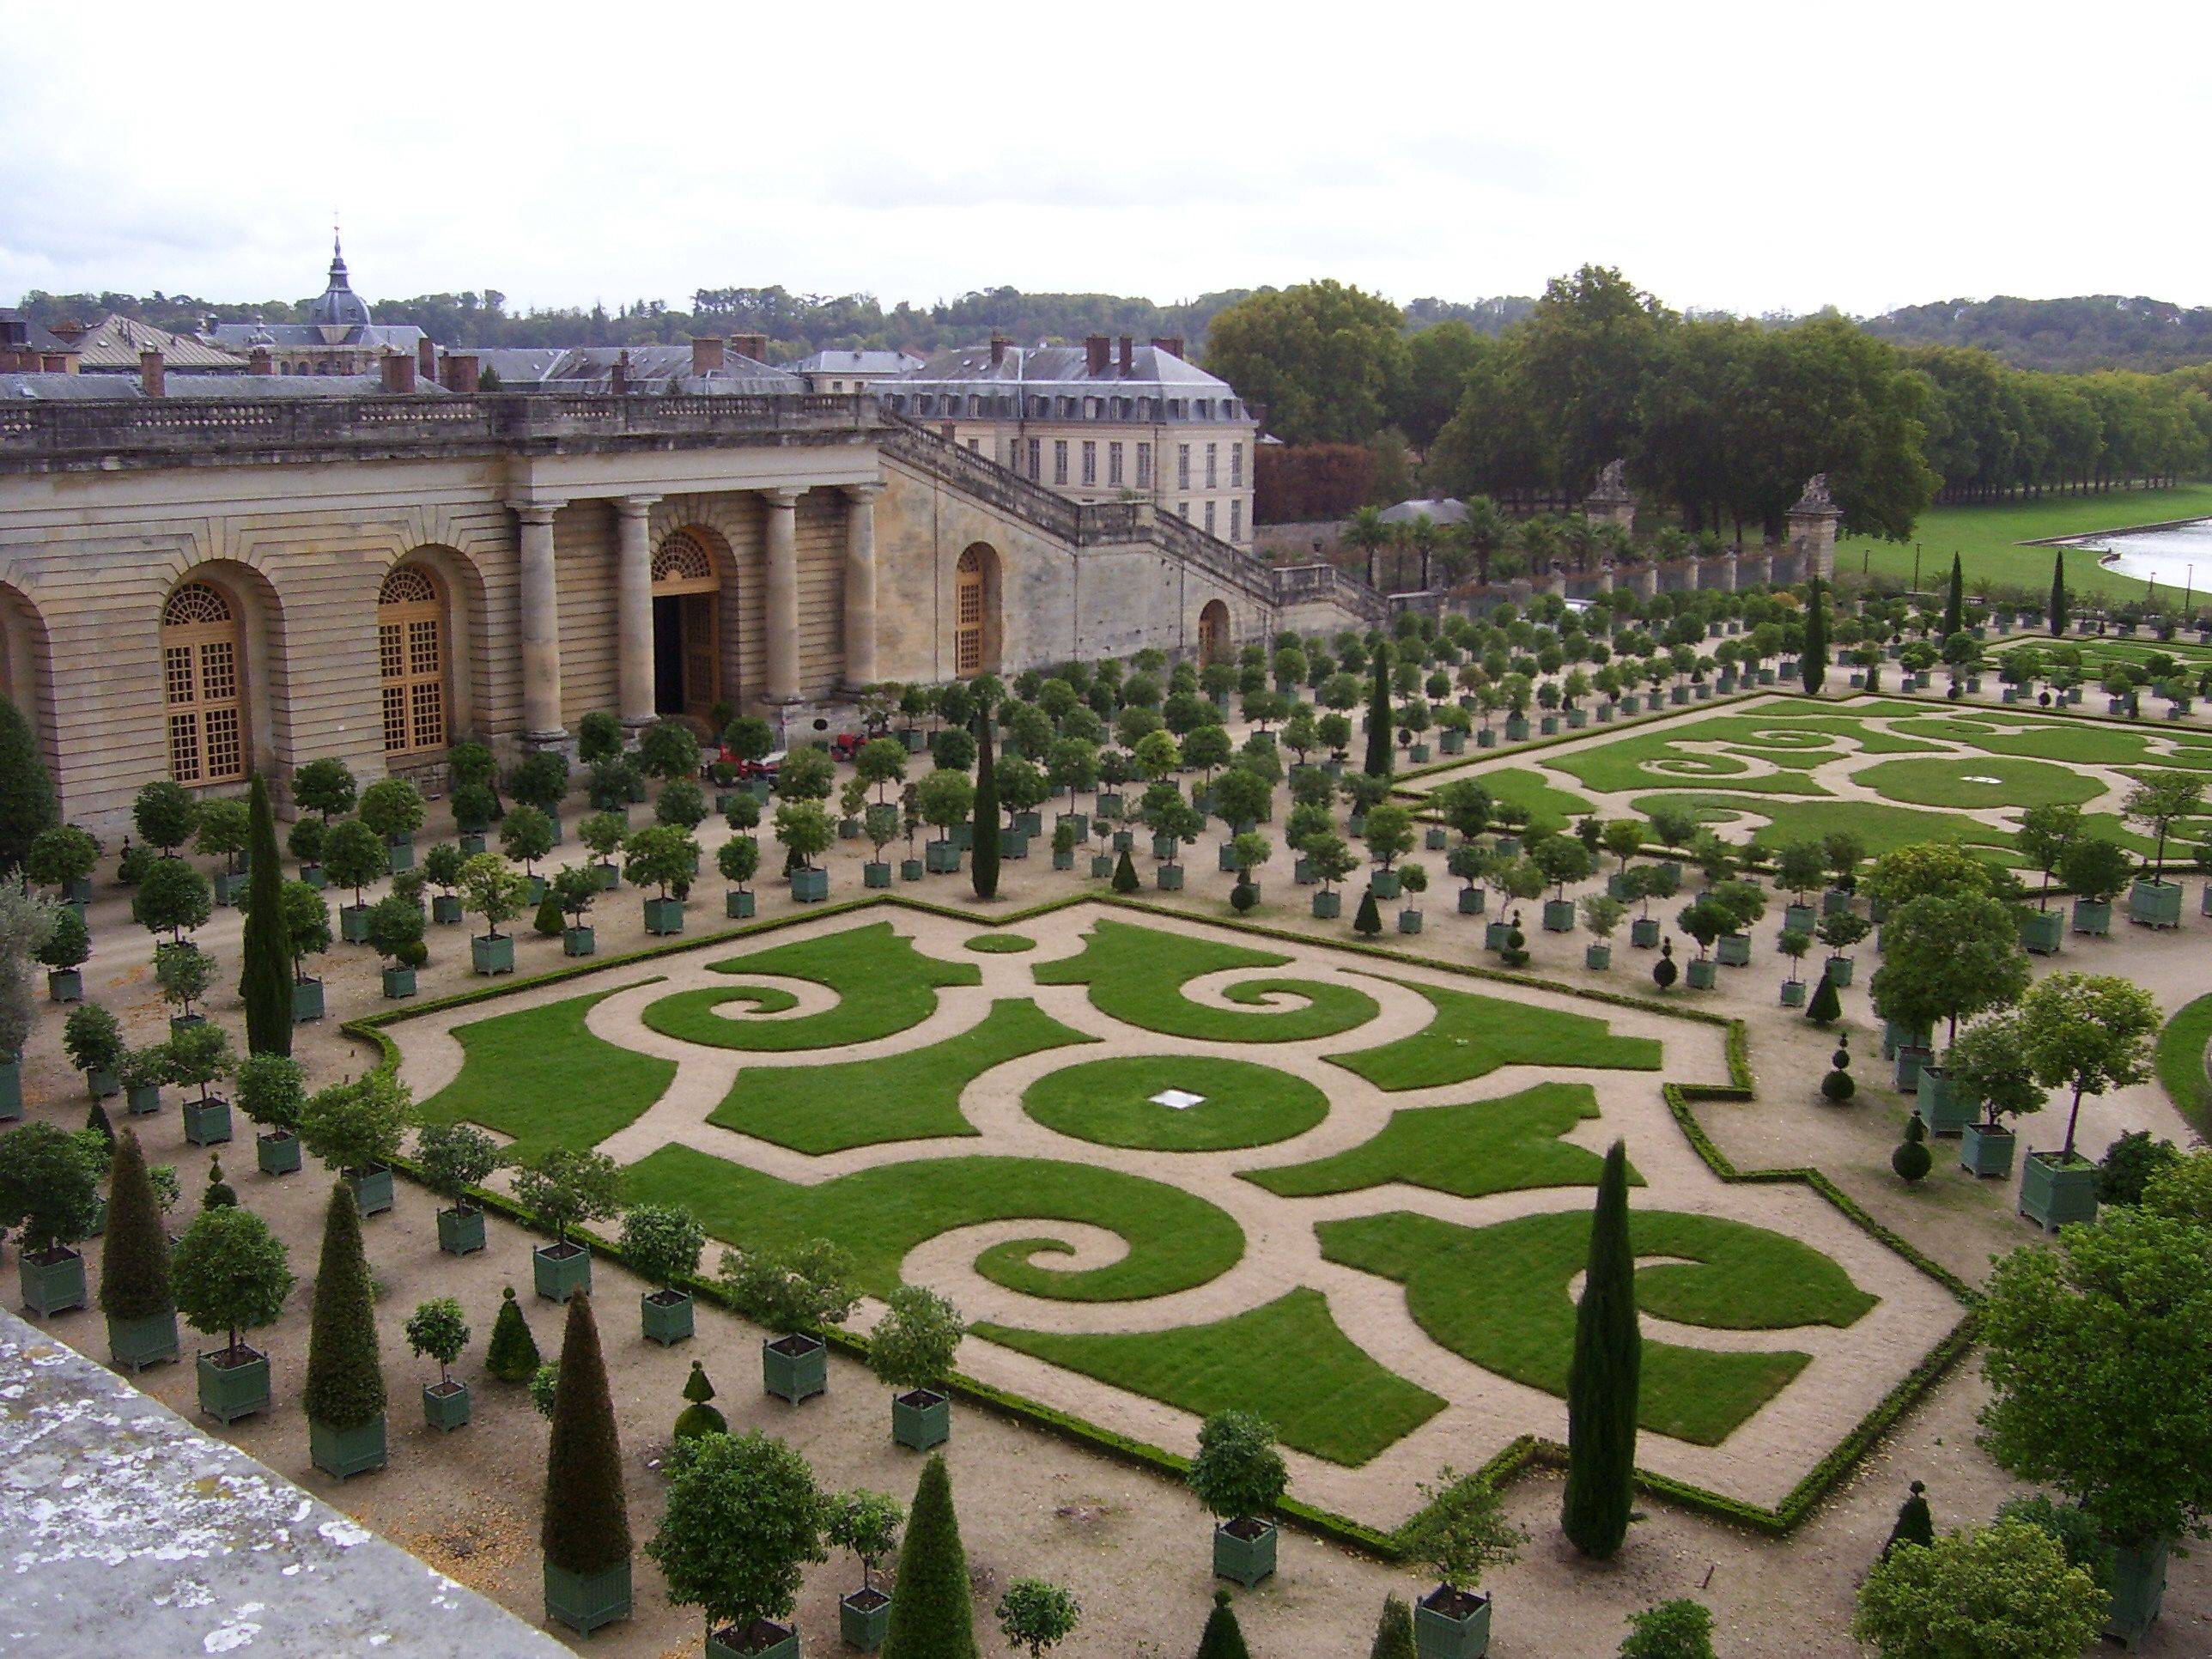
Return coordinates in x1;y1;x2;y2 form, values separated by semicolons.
511;501;568;745
839;483;881;691
614;495;661;735
762;487;803;705
1632;562;1658;599
1596;561;1616;594
1718;549;1739;592
1752;546;1775;587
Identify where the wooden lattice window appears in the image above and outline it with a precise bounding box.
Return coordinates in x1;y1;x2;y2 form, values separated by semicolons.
378;565;445;757
651;532;717;590
955;546;988;677
161;581;246;785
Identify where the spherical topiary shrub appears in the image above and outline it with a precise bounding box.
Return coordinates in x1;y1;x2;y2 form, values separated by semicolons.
1822;1036;1856;1103
1891;1113;1931;1182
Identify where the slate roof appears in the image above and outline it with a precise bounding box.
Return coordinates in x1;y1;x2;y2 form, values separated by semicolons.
0;308;72;355
903;342;1229;389
467;343;800;396
791;348;923;374
65;314;246;372
203;320;427;351
1;371;446;400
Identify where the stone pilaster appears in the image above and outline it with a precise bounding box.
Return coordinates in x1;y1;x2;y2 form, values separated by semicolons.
510;501;568;745
1786;475;1843;582
1718;550;1739;592
614;495;660;734
839;483;881;692
762;487;803;705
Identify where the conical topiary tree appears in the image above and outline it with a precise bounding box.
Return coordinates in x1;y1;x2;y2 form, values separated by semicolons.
1563;1139;1638;1558
674;1358;726;1441
1353;886;1382;937
302;1180;385;1435
0;694;58;878
542;1295;631;1599
239;775;291;1056
1367;1593;1415;1659
1110;846;1139;893
1807;963;1842;1025
532;888;564;937
971;707;1000;902
1822;1034;1856;1103
485;1285;541;1382
1364;645;1392;777
1193;1589;1251;1659
880;1453;978;1659
98;1129;171;1326
1881;1480;1935;1561
2050;551;2069;638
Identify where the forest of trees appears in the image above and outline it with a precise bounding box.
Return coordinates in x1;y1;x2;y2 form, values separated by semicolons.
1863;295;2212;374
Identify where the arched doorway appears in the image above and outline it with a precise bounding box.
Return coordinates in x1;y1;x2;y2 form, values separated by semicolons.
377;565;447;758
1197;599;1231;667
161;580;247;785
652;529;721;717
954;544;999;678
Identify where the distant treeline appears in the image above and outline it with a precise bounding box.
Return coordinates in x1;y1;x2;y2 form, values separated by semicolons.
1863;295;2212;374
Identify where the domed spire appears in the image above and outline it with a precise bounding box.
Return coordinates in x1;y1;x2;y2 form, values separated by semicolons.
307;221;372;335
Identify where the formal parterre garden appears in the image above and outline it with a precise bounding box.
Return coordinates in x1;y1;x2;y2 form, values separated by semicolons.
385;899;1957;1522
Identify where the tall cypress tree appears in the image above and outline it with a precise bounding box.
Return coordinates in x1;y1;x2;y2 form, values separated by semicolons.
1942;554;1964;637
881;1454;978;1659
0;694;58;878
1364;642;1393;777
239;775;292;1056
543;1294;631;1578
970;705;1000;902
302;1179;384;1431
1800;575;1828;695
2050;551;2069;638
98;1129;171;1322
1562;1139;1638;1559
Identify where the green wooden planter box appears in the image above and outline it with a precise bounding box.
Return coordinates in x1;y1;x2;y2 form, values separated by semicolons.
423;1379;471;1431
1415;1589;1492;1659
1585;943;1613;970
926;841;963;874
841;1589;893;1652
21;1248;87;1316
1960;1121;2016;1179
952;823;974;852
437;1205;486;1255
1397;908;1423;934
1476;728;1498;749
544;1558;632;1636
534;1241;592;1301
198;1347;271;1422
1596;703;1616;721
1822;888;1852;915
471;933;515;975
292;976;325;1023
1218;842;1240;872
1312;890;1340;920
902;857;927;882
126;1082;161;1116
1536;718;1558;738
594;862;623;890
708;1620;799;1659
1686;959;1717;989
791;868;830;903
1110;830;1133;853
1717;933;1752;967
430;892;464;925
1372;869;1401;899
644;896;685;935
1541;899;1576;933
299;864;327;890
1151;834;1179;861
47;967;82;1004
1096;791;1124;819
348;1165;395;1216
339;903;372;945
2203;883;2212;917
1458;886;1486;915
1493;836;1522;859
2020;1152;2099;1231
1504;718;1530;741
1440;728;1468;752
0;1057;18;1123
726;889;757;918
458;832;487;856
380;964;417;1000
2128;878;2183;928
865;860;894;888
2106;1538;2167;1651
1090;854;1115;878
1051;849;1074;871
1916;1067;1971;1136
310;1413;388;1480
763;1333;827;1403
1155;865;1185;890
107;1308;179;1372
1212;1518;1277;1587
838;816;864;841
562;925;596;957
1057;811;1089;842
1784;902;1815;935
183;1097;232;1146
1779;980;1807;1007
2020;908;2063;954
1893;1045;1931;1092
524;876;547;905
1824;954;1855;988
642;1289;695;1346
258;1131;302;1176
892;1388;951;1450
213;865;246;903
2071;898;2112;936
1631;917;1661;948
998;828;1030;860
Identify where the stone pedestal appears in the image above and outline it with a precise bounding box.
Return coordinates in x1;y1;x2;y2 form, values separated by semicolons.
1786;475;1842;582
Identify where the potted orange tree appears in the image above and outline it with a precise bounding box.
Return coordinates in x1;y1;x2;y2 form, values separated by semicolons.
871;1284;965;1451
514;1147;620;1303
1188;1408;1285;1588
1401;1468;1526;1658
171;1205;293;1423
721;1237;859;1405
622;1202;707;1346
647;1430;824;1659
824;1489;902;1653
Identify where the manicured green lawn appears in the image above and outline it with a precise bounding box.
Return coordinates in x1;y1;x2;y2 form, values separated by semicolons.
1331;981;1661;1091
709;999;1094;1154
1854;756;2106;811
1546;709;1936;799
1034;920;1380;1041
417;981;676;1160
641;921;979;1050
965;933;1037;952
1632;793;2023;862
1319;1208;1875;1445
1452;765;1596;832
623;1144;1244;1302
978;1290;1445;1466
1836;484;2212;601
1023;1055;1329;1152
1244;1083;1637;1199
2154;990;2212;1131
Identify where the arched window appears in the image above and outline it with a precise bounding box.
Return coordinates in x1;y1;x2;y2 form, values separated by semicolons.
162;581;246;785
1198;599;1231;667
955;545;994;677
378;565;446;757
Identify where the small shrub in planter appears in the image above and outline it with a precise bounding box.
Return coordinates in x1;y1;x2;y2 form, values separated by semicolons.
418;1122;499;1255
621;1203;706;1346
1401;1467;1525;1659
37;905;88;1002
721;1237;859;1404
647;1429;823;1659
167;1021;235;1147
627;823;701;935
118;1043;167;1117
406;1297;472;1431
824;1487;903;1652
365;892;428;999
871;1284;965;1450
171;1205;293;1423
719;834;760;917
512;1147;621;1300
236;1052;307;1176
100;1130;179;1370
0;1120;102;1316
300;1071;415;1218
459;851;529;974
996;1578;1082;1659
64;1001;126;1099
1188;1408;1286;1587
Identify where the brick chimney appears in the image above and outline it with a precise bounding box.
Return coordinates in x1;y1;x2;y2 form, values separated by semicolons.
441;352;479;394
139;348;165;398
380;349;416;394
1118;335;1133;375
690;335;725;374
1085;335;1110;376
417;336;437;382
1150;336;1187;362
246;344;275;375
611;349;630;396
730;332;769;362
988;335;1011;368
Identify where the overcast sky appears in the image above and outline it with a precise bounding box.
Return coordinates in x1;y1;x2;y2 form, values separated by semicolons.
3;0;2206;320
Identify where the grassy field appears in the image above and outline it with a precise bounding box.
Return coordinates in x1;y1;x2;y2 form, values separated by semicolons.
624;1144;1246;1302
1853;755;2106;811
708;999;1093;1154
416;981;675;1159
641;921;978;1050
1461;765;1596;833
1243;1083;1638;1200
1035;920;1380;1042
1023;1054;1329;1151
979;1290;1446;1466
1320;1207;1875;1445
2154;991;2212;1132
1331;979;1662;1091
1837;483;2212;602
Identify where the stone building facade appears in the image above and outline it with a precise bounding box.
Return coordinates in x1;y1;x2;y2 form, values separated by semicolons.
0;380;1374;835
